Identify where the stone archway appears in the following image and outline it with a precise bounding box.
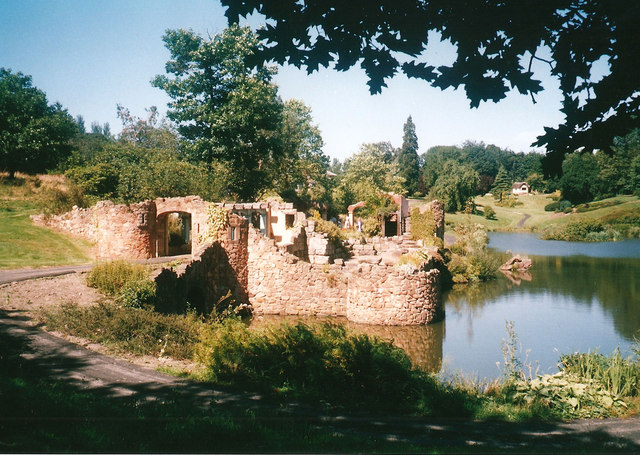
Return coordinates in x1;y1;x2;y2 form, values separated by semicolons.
156;211;192;257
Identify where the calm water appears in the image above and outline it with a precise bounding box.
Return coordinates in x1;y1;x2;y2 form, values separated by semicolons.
254;233;640;379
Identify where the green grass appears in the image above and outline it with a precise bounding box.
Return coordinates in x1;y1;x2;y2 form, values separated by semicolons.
446;194;640;238
0;176;92;269
0;321;427;453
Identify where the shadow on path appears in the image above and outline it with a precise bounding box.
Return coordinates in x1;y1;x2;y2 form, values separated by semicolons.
2;308;640;452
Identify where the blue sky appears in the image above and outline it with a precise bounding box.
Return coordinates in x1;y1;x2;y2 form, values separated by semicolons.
0;0;565;160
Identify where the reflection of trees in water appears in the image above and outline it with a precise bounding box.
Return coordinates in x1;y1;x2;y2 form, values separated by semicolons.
445;255;640;340
250;314;445;373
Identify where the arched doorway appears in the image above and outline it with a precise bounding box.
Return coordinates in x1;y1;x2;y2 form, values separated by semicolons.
156;211;192;256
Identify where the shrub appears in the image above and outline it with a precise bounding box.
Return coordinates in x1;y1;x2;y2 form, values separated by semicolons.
483;205;496;220
86;261;149;297
36;184;86;215
65;163;119;198
195;320;426;409
39;302;201;359
410;207;437;243
119;279;157;309
361;216;381;237
544;200;572;212
541;220;605;241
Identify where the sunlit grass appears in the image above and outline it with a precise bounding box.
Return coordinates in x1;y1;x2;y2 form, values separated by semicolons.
0;176;92;269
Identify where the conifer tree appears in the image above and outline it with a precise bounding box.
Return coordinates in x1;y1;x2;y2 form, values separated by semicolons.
396;116;421;195
491;166;511;202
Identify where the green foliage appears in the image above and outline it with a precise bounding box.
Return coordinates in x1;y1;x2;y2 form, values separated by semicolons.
224;2;640;174
361;217;381;237
483;205;496;220
86;261;149;297
508;373;628;420
119;279;157;309
153;26;284;201
544;200;572;212
491;166;511;202
559;152;599;204
560;350;640;398
39;302;201;359
409;207;438;244
447;223;499;283
541;220;608;242
64;163;119;199
336;142;406;212
198;204;228;244
36;183;86;215
0;68;77;177
428;160;478;212
196;319;430;410
272;99;332;209
395;116;420;194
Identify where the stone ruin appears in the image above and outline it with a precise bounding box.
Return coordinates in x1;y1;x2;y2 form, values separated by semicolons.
32;197;446;325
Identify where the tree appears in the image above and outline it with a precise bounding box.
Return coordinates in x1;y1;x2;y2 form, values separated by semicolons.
335;143;405;212
396;116;421;195
271;99;331;208
559;152;599;204
152;26;284;201
491;166;512;202
428;160;478;213
222;1;640;174
116;105;179;152
0;68;77;177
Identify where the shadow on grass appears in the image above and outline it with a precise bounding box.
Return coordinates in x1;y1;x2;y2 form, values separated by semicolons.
1;308;639;453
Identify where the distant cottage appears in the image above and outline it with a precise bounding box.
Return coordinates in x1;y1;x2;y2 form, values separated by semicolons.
512;182;530;195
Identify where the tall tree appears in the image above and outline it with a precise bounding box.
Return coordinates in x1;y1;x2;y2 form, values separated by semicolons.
559;152;599;204
222;1;640;175
153;26;284;201
491;166;511;202
396;116;420;195
0;68;77;177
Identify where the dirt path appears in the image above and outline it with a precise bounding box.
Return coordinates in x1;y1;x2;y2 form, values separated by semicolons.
517;213;532;228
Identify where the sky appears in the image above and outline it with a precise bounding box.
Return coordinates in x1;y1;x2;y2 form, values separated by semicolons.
0;0;566;161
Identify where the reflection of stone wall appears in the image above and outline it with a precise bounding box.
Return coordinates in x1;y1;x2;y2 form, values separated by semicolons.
347;320;445;373
250;314;445;373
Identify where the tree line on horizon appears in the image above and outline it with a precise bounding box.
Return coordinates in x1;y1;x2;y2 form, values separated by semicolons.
1;26;639;217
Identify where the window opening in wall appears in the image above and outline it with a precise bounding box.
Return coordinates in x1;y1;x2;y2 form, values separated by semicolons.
285;213;295;228
230;226;236;241
160;212;192;256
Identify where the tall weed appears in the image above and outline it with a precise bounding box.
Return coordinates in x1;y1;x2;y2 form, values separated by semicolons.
86;261;149;297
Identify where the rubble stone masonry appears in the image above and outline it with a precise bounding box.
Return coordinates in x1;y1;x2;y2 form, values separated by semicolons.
32;196;446;325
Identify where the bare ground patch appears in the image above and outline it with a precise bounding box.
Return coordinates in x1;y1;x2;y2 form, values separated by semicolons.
0;272;197;373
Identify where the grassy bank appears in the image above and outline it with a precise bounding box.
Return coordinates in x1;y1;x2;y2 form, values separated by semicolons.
446;194;640;240
0;174;92;269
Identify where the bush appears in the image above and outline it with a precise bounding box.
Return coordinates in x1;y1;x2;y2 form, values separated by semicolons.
86;261;149;297
361;217;381;237
195;320;427;409
544;199;572;212
119;279;157;309
36;184;86;215
410;207;437;243
39;302;201;359
541;220;605;241
65;163;119;198
483;205;496;220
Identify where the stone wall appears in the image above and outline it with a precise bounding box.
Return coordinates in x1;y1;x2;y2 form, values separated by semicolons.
154;214;249;313
247;227;348;317
31;205;97;242
93;200;156;259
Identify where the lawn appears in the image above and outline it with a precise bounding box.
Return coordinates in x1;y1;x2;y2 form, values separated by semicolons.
446;193;640;235
0;176;92;269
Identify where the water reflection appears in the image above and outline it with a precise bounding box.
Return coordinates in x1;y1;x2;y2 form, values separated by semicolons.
250;314;445;373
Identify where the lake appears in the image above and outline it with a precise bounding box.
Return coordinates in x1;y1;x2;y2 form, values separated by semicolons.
253;233;640;380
